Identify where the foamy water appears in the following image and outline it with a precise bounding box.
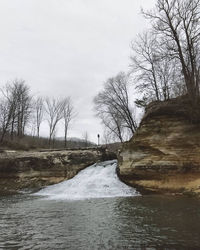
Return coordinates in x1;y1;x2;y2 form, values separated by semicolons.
34;160;139;200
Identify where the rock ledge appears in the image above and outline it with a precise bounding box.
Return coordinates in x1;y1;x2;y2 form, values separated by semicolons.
0;148;116;194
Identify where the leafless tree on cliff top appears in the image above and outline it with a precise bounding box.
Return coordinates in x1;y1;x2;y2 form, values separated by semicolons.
130;32;184;105
0;98;10;141
82;131;89;147
142;0;200;102
45;97;65;146
100;110;125;143
63;97;75;147
34;96;44;138
94;72;137;142
0;80;32;141
131;33;161;102
15;81;32;137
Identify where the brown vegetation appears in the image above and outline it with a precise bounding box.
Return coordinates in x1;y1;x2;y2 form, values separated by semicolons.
143;95;200;123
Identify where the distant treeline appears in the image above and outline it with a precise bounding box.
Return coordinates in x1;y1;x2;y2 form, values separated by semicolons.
0;135;95;151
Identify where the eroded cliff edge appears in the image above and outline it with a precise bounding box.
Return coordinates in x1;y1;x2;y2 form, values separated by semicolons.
0;148;116;194
118;97;200;196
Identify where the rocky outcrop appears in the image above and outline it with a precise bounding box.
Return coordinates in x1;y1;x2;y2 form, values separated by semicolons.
0;148;116;194
119;97;200;196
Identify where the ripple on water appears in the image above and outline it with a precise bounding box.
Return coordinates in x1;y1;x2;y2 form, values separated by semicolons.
1;161;200;249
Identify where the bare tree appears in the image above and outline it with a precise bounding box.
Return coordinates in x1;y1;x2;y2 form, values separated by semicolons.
102;129;112;146
131;33;161;101
11;80;32;137
0;98;10;142
35;96;44;137
142;0;200;102
63;97;75;147
0;83;18;141
0;79;32;141
94;72;137;142
17;83;32;137
82;131;89;147
131;32;184;104
102;112;124;143
45;97;64;146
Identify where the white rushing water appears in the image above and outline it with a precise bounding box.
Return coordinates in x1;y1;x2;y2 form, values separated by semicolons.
34;160;139;200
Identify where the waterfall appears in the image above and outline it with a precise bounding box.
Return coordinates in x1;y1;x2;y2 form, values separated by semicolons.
34;160;139;200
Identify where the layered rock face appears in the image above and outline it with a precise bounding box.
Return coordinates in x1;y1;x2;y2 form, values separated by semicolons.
0;148;116;194
119;98;200;196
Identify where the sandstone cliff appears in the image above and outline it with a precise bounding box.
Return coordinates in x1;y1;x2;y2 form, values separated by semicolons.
0;148;116;194
119;97;200;196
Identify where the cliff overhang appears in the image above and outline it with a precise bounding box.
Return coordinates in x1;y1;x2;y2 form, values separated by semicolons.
118;96;200;196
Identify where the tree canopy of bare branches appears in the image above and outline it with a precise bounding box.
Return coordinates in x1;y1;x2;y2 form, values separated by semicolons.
142;0;200;102
63;97;75;147
131;32;185;105
0;79;78;147
94;72;137;142
45;97;65;145
82;131;89;147
0;79;32;141
34;96;44;138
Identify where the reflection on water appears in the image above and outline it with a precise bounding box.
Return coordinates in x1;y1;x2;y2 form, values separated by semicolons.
1;194;200;249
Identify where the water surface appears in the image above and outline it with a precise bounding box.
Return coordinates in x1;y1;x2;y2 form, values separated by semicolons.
1;161;200;249
1;195;200;249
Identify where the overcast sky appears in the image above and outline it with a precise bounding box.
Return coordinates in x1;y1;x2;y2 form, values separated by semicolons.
0;0;156;143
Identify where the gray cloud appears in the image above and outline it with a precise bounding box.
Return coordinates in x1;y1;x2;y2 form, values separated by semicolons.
0;0;156;142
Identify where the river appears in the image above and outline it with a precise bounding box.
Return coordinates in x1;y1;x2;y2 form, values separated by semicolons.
0;161;200;249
